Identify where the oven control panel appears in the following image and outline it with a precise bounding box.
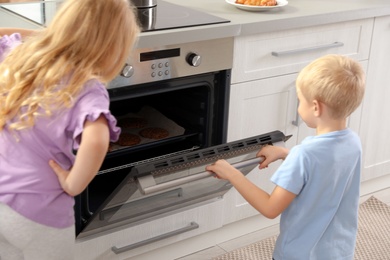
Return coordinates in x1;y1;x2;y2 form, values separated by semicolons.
150;59;171;79
108;37;233;89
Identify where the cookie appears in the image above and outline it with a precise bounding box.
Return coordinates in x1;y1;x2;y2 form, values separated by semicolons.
118;117;148;129
116;133;141;146
139;127;169;140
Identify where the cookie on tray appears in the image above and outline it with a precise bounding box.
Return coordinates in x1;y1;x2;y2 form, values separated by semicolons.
118;117;148;129
116;133;141;146
139;127;169;140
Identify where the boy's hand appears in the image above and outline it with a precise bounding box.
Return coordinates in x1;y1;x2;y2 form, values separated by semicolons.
257;145;289;169
206;159;242;181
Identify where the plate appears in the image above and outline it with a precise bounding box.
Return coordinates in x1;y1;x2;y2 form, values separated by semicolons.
226;0;288;11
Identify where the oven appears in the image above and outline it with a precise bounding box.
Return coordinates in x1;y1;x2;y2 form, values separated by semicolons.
75;36;289;239
74;1;290;240
75;36;231;238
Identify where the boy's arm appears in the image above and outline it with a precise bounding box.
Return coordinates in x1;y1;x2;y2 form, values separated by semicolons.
257;145;289;169
206;159;296;219
226;168;296;218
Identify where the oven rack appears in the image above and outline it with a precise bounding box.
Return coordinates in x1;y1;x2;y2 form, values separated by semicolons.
97;145;200;175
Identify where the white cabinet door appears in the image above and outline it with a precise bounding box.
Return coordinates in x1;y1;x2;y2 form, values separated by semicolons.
225;74;298;223
359;16;390;181
227;73;298;150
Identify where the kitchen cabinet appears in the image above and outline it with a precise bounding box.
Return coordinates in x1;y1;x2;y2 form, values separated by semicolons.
358;15;390;182
225;19;373;224
228;18;373;145
230;19;373;85
223;73;297;224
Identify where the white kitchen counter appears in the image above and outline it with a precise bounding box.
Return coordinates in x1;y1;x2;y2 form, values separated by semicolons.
138;0;390;47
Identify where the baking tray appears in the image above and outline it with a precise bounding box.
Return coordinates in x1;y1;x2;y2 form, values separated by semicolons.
108;106;186;152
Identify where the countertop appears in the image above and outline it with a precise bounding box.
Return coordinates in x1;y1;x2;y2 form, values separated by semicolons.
1;0;390;48
139;0;390;48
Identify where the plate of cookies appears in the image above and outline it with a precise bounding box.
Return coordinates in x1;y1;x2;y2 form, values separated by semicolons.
226;0;288;11
109;106;185;152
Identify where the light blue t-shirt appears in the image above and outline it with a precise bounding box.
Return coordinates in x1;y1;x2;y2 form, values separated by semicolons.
271;129;361;260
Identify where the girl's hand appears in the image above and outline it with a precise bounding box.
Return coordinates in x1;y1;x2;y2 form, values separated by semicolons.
257;145;289;169
49;160;70;191
48;115;109;196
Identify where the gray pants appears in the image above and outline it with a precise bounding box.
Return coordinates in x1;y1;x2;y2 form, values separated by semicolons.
0;203;75;260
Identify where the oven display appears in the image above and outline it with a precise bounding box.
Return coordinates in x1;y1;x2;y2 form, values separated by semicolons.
140;48;180;62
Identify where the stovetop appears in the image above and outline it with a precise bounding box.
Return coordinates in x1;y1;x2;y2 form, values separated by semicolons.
0;0;230;32
137;0;230;32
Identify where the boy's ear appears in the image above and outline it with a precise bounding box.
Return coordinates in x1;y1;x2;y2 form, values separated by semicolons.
313;100;321;117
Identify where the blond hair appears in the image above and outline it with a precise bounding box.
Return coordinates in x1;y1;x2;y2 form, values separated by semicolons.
0;0;139;131
296;54;365;119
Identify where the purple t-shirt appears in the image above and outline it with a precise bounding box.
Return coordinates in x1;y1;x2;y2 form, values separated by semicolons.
0;34;121;228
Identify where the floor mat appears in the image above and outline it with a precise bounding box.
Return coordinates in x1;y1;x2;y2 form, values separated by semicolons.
213;196;390;260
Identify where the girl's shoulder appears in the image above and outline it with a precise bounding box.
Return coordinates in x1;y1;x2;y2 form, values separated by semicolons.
0;33;22;61
71;78;109;109
78;78;108;97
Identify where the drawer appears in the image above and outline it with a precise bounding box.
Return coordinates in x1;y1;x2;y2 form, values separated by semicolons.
75;199;223;260
232;19;373;83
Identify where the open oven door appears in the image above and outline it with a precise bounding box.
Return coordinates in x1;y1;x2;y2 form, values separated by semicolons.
76;130;291;238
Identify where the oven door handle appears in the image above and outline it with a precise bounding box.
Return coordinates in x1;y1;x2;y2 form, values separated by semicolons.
137;157;264;195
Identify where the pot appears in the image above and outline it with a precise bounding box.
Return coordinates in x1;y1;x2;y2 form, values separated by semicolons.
135;5;156;31
130;0;157;8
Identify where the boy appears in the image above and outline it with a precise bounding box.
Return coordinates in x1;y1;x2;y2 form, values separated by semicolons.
206;54;365;259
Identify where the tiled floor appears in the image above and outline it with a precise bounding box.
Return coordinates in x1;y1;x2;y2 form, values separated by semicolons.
176;187;390;260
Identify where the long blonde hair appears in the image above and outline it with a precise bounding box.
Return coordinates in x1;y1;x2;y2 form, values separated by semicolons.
0;0;140;131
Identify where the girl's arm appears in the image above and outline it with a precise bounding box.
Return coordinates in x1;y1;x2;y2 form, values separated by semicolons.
0;27;35;38
49;115;109;196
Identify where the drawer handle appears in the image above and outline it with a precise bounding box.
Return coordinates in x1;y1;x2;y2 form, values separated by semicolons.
292;98;300;126
271;42;344;57
111;222;199;254
137;157;264;195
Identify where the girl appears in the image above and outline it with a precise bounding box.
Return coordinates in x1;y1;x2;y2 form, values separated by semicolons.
0;0;139;259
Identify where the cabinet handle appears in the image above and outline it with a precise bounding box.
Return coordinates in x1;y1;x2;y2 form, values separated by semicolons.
111;222;199;254
292;99;300;126
137;157;264;195
271;42;344;57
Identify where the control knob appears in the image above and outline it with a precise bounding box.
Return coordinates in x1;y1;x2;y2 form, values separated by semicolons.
186;53;201;67
121;64;134;78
